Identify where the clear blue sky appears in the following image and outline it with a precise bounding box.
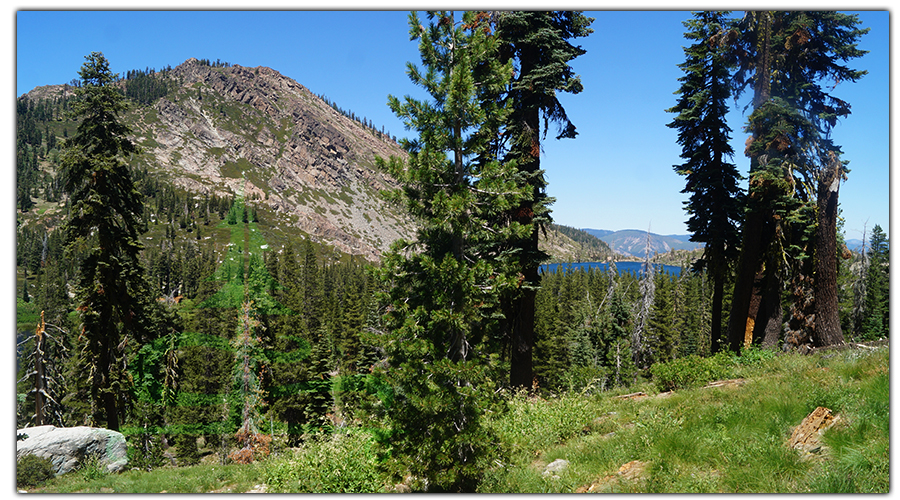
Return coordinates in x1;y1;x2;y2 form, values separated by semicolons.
13;8;890;239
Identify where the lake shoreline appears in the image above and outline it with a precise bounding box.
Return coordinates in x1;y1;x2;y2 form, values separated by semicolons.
540;261;684;277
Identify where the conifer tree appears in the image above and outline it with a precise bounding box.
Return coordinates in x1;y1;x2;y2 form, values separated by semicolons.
726;11;868;350
648;273;676;364
494;11;594;389
60;52;152;430
601;266;634;387
373;11;526;491
632;232;656;369
667;11;743;353
861;225;889;340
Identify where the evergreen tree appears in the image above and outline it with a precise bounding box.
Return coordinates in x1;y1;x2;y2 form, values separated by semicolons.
494;10;594;389
726;11;868;350
60;52;152;430
601;267;635;387
372;11;526;491
632;232;656;369
667;11;743;353
647;272;676;364
861;225;889;340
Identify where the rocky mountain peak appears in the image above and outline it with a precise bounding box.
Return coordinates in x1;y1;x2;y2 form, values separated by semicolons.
129;58;413;260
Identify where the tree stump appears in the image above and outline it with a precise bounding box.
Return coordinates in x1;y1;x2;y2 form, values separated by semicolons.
788;407;839;456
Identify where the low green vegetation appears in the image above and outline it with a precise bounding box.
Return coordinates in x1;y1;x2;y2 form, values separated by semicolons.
15;11;886;497
25;345;888;493
16;454;55;488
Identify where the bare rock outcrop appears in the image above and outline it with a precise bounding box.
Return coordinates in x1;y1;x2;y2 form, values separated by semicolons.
17;425;128;475
129;58;414;261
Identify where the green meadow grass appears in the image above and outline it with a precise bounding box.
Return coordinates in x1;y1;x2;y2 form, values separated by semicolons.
25;345;889;493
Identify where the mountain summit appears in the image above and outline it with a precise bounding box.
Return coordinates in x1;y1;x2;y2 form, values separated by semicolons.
20;57;615;262
127;58;413;260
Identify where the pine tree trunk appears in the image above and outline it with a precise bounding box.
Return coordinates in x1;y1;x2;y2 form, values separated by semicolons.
728;11;778;352
813;158;845;346
710;269;724;353
758;247;783;347
103;391;120;431
727;208;767;351
509;99;541;389
510;229;538;388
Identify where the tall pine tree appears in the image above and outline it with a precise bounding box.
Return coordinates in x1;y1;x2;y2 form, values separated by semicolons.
493;11;594;388
726;11;868;350
667;11;743;353
61;52;152;430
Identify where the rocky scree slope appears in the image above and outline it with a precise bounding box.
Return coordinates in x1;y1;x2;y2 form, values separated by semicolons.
127;58;412;261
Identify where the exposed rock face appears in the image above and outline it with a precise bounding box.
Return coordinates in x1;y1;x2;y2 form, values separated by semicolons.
16;425;129;475
20;58;603;262
126;58;414;261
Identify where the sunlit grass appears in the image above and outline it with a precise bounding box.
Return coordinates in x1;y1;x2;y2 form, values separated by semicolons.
480;346;889;493
25;345;888;493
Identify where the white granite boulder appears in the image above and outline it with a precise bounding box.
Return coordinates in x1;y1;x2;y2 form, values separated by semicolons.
16;425;128;475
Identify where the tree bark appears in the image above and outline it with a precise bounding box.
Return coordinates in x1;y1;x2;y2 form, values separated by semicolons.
508;94;541;389
509;257;536;389
758;247;784;347
727;208;767;351
710;270;724;353
813;157;844;346
509;195;539;388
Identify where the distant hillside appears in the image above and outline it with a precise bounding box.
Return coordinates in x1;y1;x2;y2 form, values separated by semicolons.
542;224;616;263
16;57;604;263
581;228;703;259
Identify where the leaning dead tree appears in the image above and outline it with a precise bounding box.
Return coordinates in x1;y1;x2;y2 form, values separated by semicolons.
17;311;69;427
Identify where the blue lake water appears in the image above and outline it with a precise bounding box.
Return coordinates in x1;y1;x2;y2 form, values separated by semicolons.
540;261;683;277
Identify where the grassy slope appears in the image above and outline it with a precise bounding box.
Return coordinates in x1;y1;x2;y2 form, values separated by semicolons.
23;344;888;493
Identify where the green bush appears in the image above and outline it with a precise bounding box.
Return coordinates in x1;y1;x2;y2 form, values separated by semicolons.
650;353;732;392
264;429;383;493
79;454;108;482
17;454;55;488
730;344;776;366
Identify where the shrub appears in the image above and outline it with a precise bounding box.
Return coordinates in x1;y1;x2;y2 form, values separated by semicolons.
650;353;732;392
17;454;55;488
264;429;383;493
79;453;107;481
227;431;271;464
126;433;168;471
731;344;776;366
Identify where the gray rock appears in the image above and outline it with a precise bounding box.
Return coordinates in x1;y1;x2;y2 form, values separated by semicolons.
16;425;128;475
542;458;570;477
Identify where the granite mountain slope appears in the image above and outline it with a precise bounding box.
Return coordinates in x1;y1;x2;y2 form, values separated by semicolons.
21;57;612;262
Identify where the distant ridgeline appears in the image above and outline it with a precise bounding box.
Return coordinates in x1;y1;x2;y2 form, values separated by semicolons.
541;261;684;277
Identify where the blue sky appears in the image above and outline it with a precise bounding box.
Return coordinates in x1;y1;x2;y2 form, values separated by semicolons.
13;8;890;239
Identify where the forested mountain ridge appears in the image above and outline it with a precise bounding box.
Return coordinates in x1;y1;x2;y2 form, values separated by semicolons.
18;57;606;262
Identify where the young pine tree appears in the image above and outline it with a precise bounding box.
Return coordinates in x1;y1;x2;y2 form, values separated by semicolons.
372;11;528;491
861;225;889;340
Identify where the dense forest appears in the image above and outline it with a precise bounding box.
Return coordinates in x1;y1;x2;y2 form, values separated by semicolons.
16;10;888;493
